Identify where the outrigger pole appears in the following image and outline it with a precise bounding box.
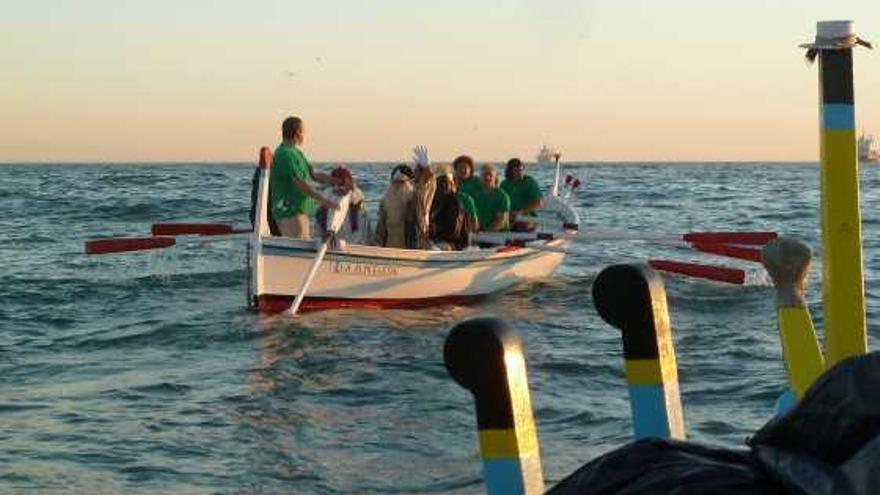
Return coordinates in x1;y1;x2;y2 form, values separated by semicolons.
761;238;825;400
445;318;544;495
593;264;685;439
551;152;562;197
802;20;872;366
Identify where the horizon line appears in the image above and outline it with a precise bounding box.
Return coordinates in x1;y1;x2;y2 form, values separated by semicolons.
0;159;824;166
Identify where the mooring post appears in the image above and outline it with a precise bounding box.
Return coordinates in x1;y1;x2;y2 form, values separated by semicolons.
444;317;544;495
592;264;685;440
802;20;871;366
761;238;825;400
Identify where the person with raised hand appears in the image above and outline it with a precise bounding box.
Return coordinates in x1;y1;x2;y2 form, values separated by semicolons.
411;145;436;249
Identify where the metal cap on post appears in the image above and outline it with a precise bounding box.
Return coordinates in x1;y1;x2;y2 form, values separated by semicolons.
762;238;825;401
593;264;685;440
444;317;544;495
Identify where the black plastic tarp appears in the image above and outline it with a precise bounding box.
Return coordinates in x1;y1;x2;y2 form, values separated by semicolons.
548;352;880;495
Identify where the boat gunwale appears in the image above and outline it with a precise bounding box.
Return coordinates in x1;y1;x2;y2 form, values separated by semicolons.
259;236;569;264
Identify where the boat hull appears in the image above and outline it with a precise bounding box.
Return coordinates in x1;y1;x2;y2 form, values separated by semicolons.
253;237;567;313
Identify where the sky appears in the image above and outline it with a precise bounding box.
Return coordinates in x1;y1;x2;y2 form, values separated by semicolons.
1;0;879;163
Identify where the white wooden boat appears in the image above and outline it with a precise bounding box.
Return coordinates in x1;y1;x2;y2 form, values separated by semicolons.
249;148;579;313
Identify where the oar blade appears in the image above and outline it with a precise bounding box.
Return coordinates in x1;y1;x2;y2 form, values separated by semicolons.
690;242;763;262
327;192;352;234
85;236;176;255
289;193;353;316
683;232;777;245
648;259;746;285
151;223;249;236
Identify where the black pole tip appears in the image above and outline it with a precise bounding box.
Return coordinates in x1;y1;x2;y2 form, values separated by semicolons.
592;263;662;331
444;317;521;393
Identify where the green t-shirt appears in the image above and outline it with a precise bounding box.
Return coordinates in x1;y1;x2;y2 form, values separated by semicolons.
500;175;542;213
270;144;315;218
459;176;485;204
458;191;479;226
478;188;510;231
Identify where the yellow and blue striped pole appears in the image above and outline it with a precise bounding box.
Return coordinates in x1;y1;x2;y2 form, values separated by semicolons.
761;238;825;401
592;264;685;440
804;20;871;366
444;317;544;495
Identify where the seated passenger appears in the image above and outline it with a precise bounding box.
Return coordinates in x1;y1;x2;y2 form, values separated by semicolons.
500;158;544;232
375;164;416;249
477;164;510;232
453;154;484;203
315;166;368;244
452;155;482;231
430;169;475;250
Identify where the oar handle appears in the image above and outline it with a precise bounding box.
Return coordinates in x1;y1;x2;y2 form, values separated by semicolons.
648;259;746;285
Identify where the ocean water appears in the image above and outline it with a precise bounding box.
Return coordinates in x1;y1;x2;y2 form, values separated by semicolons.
2;162;880;494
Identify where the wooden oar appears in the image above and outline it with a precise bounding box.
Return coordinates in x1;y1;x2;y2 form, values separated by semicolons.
761;237;824;401
476;230;777;246
151;223;251;236
648;259;746;285
289;193;352;316
85;233;245;255
86;236;176;255
489;241;749;285
686;242;763;263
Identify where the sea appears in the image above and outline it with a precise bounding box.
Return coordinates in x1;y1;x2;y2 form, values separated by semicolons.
3;162;880;494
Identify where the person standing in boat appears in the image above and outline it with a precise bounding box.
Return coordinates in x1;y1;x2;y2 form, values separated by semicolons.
477;163;510;232
452;155;481;232
500;158;543;232
270;116;339;239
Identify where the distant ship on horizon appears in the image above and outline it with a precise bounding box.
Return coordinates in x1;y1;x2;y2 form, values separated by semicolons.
536;145;560;166
859;132;879;163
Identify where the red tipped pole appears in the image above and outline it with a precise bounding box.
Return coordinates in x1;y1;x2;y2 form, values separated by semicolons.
689;242;763;263
85;236;177;255
648;260;746;285
150;223;250;236
682;232;777;245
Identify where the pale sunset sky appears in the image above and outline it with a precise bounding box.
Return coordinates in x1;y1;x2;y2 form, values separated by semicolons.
2;0;878;163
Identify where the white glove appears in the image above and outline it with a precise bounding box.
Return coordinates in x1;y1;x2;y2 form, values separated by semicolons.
412;145;429;167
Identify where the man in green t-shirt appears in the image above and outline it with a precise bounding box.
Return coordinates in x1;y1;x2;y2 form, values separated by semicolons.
478;163;510;232
500;158;544;231
269;116;339;239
